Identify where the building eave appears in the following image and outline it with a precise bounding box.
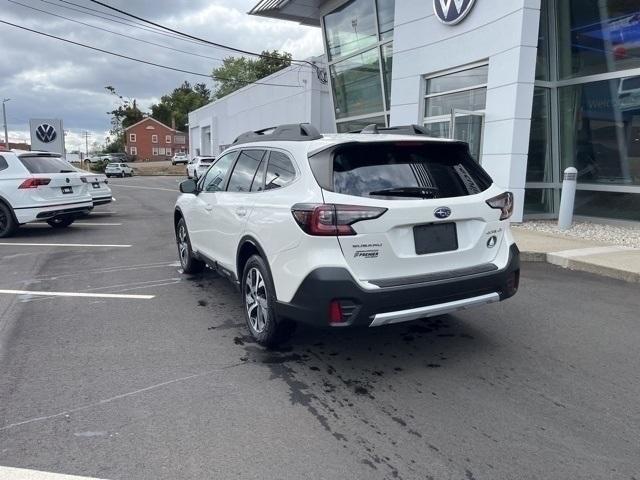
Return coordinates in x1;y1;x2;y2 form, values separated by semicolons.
249;0;321;27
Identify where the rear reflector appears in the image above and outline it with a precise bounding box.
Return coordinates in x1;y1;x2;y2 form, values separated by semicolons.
329;300;344;324
19;178;51;189
291;204;387;236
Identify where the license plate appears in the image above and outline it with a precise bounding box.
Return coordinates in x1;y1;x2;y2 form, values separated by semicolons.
61;186;73;194
414;223;458;255
92;182;100;189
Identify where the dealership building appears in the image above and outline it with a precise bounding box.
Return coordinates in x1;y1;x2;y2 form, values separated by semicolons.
248;0;640;223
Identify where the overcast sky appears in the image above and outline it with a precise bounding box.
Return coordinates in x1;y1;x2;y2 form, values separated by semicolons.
0;0;323;151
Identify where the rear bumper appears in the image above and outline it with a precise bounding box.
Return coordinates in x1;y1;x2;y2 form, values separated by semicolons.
92;195;113;206
275;244;520;328
15;200;94;224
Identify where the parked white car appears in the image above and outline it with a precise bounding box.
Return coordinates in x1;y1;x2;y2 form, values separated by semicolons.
187;156;215;180
0;149;93;237
173;124;520;346
172;153;189;165
105;163;134;178
75;169;112;206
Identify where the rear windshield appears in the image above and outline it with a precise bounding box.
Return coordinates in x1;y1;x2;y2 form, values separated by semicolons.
330;142;492;199
19;156;76;174
200;158;215;163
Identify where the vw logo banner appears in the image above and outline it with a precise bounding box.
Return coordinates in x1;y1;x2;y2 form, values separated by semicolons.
434;0;477;25
29;118;65;155
35;123;57;144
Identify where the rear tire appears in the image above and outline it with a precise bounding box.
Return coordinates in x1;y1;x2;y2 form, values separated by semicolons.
176;218;204;274
242;255;296;348
0;201;18;238
47;215;75;229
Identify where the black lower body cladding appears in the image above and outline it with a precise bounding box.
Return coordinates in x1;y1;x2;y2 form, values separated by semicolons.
275;244;520;327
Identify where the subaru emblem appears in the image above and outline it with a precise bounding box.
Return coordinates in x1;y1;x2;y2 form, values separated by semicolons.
434;207;452;219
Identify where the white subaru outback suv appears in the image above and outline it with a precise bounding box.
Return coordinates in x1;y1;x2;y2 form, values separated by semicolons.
174;124;520;346
0;150;93;237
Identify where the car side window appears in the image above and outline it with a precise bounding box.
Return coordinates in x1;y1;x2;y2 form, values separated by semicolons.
0;156;8;171
226;150;266;193
265;151;296;190
200;152;238;192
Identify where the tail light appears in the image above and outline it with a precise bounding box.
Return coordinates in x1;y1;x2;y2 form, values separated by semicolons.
291;204;387;236
486;192;514;220
19;178;51;189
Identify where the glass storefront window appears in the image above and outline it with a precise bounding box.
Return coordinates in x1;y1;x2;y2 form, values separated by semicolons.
376;0;395;40
524;189;555;215
536;0;550;81
557;1;640;79
527;88;553;182
574;190;640;221
381;43;393;110
330;48;385;119
426;65;488;95
324;0;377;61
336;116;386;133
559;76;640;186
424;88;487;117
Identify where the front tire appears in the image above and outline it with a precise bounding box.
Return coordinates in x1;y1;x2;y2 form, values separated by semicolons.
0;202;18;238
242;255;296;347
176;218;204;274
47;215;75;229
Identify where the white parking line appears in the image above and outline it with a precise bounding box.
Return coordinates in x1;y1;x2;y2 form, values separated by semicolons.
72;222;122;226
0;243;131;248
110;184;177;192
0;289;154;300
0;466;108;480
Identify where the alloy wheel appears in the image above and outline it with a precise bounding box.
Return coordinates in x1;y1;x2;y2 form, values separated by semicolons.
177;223;189;267
245;267;268;333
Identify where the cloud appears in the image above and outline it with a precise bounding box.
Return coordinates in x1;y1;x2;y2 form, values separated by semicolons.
0;0;323;151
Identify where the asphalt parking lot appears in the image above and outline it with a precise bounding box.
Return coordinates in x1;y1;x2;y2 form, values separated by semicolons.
0;176;639;480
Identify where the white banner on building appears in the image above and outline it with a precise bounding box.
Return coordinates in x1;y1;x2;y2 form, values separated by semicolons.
29;119;65;155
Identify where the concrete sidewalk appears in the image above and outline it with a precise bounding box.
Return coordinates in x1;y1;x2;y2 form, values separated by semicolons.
513;227;640;283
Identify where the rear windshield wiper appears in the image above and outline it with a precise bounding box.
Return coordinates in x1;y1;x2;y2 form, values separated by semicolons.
369;187;440;198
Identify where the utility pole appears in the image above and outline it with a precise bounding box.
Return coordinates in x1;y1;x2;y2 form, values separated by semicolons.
83;131;91;158
2;98;9;149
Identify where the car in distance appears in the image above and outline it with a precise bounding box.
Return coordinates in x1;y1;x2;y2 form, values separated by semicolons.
0;149;93;237
172;153;189;165
105;163;134;178
76;169;112;206
187;156;215;180
173;124;520;346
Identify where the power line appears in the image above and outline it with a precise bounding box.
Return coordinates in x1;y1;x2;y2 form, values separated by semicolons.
7;0;226;63
87;0;328;83
0;19;303;89
40;0;211;48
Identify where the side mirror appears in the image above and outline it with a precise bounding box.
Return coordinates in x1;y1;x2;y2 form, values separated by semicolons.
179;179;198;194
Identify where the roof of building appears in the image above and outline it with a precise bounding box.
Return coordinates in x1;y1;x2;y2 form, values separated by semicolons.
124;117;185;133
249;0;321;26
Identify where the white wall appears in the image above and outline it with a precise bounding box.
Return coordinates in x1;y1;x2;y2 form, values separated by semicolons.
390;0;541;222
188;57;333;157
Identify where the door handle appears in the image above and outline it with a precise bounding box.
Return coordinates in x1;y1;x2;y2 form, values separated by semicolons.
235;207;247;217
205;204;213;212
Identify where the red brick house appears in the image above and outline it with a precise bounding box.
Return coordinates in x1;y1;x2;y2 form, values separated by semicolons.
124;117;188;161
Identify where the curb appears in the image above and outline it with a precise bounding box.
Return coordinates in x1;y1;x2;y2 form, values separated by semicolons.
521;250;640;283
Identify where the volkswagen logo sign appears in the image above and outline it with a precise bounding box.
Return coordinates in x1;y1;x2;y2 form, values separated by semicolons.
35;123;57;144
434;207;452;219
434;0;478;25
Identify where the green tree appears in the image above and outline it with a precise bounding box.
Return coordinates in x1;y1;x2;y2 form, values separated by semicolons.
211;50;292;99
150;81;211;132
105;85;145;152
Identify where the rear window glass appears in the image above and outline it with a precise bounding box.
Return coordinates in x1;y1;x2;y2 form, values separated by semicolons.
19;156;75;174
331;142;492;199
265;152;296;190
200;158;215;164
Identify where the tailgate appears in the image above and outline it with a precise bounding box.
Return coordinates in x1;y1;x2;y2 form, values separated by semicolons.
32;173;88;203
